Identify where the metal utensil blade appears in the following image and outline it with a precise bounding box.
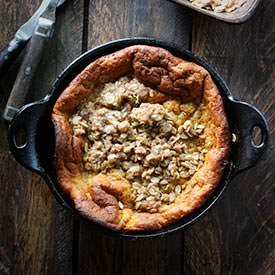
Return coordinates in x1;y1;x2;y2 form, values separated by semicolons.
58;0;67;6
14;0;67;42
2;0;68;122
34;0;63;39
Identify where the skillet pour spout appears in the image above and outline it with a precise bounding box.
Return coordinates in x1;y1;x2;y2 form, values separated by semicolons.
6;38;268;239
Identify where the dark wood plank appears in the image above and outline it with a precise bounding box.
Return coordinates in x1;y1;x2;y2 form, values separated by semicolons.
77;1;192;275
87;0;191;49
0;1;84;274
119;233;183;275
0;0;43;151
183;1;275;274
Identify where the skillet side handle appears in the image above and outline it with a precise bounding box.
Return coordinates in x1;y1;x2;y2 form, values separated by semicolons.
7;103;45;174
230;101;268;176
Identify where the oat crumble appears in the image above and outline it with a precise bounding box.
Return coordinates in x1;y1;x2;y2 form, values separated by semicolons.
70;76;211;213
188;0;247;12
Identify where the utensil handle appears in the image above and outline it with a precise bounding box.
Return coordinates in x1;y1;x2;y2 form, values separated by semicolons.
2;32;49;122
230;100;268;175
0;38;27;76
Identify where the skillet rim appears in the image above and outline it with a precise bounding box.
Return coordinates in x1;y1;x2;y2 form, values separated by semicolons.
7;37;268;239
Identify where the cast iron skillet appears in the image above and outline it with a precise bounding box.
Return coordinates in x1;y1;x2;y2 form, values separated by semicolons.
7;38;268;239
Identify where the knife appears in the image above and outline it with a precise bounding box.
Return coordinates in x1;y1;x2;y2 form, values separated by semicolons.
2;0;67;122
0;0;66;76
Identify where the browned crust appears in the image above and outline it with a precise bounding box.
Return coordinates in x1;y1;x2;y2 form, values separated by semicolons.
52;45;230;231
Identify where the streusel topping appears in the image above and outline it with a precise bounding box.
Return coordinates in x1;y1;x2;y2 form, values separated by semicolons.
188;0;246;13
70;76;211;213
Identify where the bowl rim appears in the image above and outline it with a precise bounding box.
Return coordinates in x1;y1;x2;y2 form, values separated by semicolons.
169;0;261;24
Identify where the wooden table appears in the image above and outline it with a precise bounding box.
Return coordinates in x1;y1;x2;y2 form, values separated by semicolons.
0;1;274;274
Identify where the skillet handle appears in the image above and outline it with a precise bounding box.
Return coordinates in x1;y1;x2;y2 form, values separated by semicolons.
7;102;45;174
230;100;268;175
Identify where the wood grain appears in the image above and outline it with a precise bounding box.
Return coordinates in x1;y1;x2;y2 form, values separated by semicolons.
0;1;84;274
0;0;42;150
87;0;192;49
0;0;274;274
183;1;275;274
77;1;191;275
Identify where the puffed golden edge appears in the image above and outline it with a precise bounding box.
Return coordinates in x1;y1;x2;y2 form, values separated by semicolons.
52;45;230;231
